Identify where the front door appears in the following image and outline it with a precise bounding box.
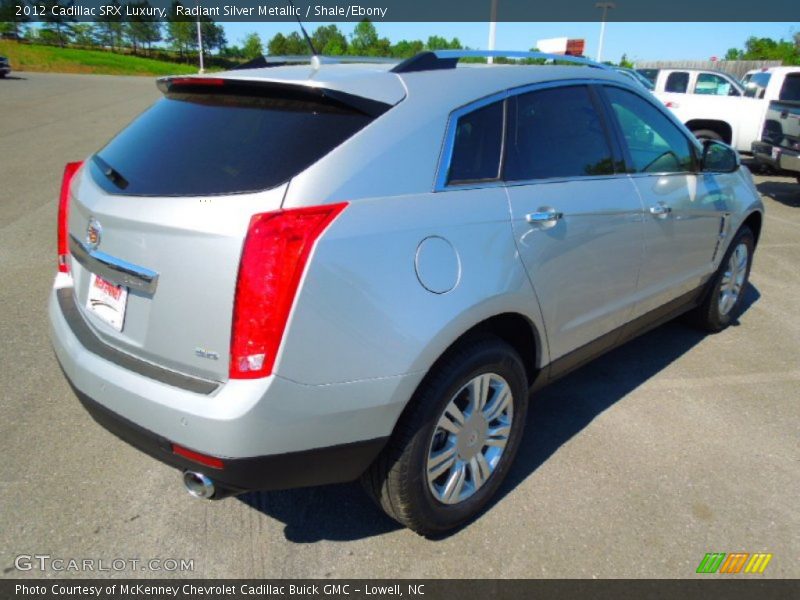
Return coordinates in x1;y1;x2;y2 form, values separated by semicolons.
600;85;730;316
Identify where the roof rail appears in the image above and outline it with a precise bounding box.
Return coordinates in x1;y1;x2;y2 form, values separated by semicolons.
233;55;400;71
392;50;610;74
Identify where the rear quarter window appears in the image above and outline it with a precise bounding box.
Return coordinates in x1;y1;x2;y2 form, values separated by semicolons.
91;86;375;196
447;101;504;184
779;74;800;102
665;72;690;94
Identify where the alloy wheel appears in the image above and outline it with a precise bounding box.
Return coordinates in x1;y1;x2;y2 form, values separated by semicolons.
718;242;748;316
426;373;514;505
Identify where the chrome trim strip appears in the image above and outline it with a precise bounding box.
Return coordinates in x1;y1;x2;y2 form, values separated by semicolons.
56;288;219;395
69;234;159;295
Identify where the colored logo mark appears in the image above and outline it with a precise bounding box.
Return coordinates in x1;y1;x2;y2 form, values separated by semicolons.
696;552;772;574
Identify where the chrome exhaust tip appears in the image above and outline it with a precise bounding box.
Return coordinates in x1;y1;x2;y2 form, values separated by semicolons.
183;471;215;500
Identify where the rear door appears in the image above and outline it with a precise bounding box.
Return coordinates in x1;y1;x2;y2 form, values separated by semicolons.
504;84;645;361
599;84;729;316
67;80;378;381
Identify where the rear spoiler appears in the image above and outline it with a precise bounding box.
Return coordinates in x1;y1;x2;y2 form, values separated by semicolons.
155;76;392;118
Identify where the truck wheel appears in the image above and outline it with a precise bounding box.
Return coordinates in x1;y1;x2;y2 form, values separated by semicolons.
362;336;528;536
691;129;723;143
688;226;754;332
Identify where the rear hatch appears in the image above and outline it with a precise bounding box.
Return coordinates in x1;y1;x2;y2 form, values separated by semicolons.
66;77;385;382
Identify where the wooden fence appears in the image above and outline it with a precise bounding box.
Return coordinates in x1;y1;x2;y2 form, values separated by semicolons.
633;60;783;79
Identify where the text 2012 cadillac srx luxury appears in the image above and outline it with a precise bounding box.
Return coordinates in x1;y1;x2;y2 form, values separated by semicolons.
49;51;763;535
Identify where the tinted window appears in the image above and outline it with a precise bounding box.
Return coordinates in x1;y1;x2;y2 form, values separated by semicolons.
92;90;373;196
744;72;771;98
504;86;615;181
605;87;695;174
695;73;739;96
665;72;690;93
447;101;504;183
779;73;800;102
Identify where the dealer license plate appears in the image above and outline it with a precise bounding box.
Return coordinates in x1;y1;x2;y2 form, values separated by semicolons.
86;273;128;332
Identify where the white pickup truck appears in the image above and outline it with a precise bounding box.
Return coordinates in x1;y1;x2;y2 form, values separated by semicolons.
642;66;800;154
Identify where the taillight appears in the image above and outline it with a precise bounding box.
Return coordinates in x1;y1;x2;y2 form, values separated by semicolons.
230;202;348;379
57;161;83;273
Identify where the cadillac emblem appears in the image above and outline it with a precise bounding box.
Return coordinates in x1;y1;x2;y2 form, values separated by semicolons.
86;218;102;250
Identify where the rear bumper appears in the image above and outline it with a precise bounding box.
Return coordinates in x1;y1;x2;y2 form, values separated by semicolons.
70;382;386;496
752;141;800;174
49;280;415;492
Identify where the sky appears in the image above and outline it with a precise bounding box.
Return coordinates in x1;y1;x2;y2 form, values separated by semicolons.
221;21;799;62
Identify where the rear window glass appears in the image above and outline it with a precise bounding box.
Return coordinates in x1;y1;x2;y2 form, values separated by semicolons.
665;72;689;93
779;74;800;102
91;88;374;196
447;101;504;184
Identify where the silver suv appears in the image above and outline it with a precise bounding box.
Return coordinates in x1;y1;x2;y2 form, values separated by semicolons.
49;51;764;536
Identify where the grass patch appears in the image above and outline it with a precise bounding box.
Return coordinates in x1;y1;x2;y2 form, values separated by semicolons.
0;40;202;76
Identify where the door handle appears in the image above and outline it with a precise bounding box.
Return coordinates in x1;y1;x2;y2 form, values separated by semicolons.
526;209;563;225
649;203;672;218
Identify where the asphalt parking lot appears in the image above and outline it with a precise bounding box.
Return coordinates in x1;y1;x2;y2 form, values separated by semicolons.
1;72;798;579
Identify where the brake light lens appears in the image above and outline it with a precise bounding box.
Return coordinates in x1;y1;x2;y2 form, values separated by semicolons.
169;77;226;87
57;161;83;273
230;202;348;379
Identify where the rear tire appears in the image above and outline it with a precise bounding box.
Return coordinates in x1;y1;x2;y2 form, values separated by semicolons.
688;226;754;332
362;336;528;536
691;128;724;143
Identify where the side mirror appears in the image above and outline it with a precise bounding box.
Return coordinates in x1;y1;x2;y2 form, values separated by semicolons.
701;140;740;173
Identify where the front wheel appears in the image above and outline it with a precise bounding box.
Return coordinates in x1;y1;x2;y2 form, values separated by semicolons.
689;226;754;332
362;336;528;536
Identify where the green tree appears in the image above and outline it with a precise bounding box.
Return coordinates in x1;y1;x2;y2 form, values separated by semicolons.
267;32;286;55
0;0;29;39
425;35;462;51
349;19;390;56
241;32;263;59
70;23;98;47
724;47;742;61
312;24;347;55
200;18;226;55
126;2;161;54
740;36;800;64
391;39;424;58
267;31;309;55
286;31;310;54
166;1;196;59
96;0;124;50
38;0;76;47
619;53;634;68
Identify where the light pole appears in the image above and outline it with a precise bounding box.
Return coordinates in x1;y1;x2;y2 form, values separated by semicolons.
196;0;204;73
595;2;615;63
487;0;498;64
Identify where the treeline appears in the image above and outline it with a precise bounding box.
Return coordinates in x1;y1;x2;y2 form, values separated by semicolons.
725;35;800;65
0;0;225;60
229;22;465;61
